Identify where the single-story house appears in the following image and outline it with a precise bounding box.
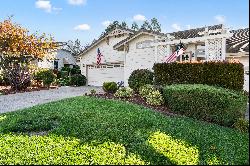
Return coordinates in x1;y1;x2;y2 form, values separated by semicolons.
33;42;77;70
78;25;249;86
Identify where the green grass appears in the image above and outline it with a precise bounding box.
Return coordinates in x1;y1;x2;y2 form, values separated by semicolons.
0;96;249;165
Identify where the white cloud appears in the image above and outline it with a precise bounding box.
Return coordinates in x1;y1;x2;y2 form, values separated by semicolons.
186;25;191;30
74;24;91;31
133;14;146;22
35;0;52;12
68;0;87;5
35;0;62;13
102;20;112;27
171;23;181;31
214;15;226;24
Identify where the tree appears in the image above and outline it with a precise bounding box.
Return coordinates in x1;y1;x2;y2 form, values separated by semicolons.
141;20;152;31
151;18;161;32
131;22;139;31
64;39;84;57
121;21;128;29
104;21;120;33
0;19;58;91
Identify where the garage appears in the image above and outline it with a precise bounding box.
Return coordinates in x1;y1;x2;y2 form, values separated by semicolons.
87;63;124;86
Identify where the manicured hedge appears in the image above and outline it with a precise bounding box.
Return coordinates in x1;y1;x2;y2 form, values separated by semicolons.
153;62;244;91
163;84;248;127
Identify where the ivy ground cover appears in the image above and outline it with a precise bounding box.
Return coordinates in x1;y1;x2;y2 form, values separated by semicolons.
0;96;248;165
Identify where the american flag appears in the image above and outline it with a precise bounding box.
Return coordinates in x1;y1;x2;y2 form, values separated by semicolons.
96;48;103;65
165;43;185;63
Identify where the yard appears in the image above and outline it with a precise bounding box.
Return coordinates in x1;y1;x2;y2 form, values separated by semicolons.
0;96;249;165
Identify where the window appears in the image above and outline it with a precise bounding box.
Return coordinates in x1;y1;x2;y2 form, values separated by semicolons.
54;60;58;70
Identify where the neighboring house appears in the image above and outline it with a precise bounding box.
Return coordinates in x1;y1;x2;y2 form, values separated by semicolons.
78;25;249;86
33;42;77;70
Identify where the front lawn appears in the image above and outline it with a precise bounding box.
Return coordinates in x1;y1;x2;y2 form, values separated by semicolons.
0;96;249;165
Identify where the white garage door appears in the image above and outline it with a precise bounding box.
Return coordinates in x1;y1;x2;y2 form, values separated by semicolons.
87;64;124;86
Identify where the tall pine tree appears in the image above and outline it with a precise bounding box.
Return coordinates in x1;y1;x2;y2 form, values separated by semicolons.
141;20;152;31
131;22;139;31
151;18;161;32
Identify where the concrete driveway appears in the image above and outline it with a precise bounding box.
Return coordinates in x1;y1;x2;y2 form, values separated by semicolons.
0;86;102;113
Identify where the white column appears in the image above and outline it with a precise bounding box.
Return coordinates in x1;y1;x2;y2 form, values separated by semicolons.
205;39;209;61
221;38;226;60
154;36;158;63
166;45;171;56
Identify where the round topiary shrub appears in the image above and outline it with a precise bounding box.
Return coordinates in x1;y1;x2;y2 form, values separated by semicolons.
128;69;154;92
70;74;87;86
103;82;118;94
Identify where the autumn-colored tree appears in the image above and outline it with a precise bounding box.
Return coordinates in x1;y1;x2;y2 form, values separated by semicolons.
0;19;58;91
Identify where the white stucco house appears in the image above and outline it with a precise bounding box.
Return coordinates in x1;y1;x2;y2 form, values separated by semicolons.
34;42;78;70
78;25;249;87
37;49;77;70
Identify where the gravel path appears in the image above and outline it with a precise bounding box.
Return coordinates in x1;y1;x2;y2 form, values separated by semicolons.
0;86;102;113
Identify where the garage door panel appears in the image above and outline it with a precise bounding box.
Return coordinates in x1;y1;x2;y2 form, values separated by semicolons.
87;64;124;86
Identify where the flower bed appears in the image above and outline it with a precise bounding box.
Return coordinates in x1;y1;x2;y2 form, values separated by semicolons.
87;93;177;117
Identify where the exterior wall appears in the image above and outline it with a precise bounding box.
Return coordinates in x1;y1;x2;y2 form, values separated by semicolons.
79;34;129;76
124;34;156;86
55;50;76;70
37;49;76;70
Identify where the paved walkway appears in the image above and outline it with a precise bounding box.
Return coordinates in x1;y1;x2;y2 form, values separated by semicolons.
0;86;102;113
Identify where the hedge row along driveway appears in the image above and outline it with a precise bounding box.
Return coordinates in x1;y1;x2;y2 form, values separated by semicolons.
0;96;248;165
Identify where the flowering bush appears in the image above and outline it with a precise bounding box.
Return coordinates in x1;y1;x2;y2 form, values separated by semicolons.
114;87;134;98
139;84;156;98
146;90;164;106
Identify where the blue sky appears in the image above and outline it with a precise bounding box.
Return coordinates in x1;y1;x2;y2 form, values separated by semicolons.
0;0;249;45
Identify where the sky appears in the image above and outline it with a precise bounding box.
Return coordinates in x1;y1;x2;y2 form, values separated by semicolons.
0;0;249;45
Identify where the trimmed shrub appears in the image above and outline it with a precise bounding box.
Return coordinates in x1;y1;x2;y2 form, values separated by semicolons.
114;87;134;98
70;74;87;86
59;77;71;86
146;90;164;106
163;84;248;126
128;69;154;92
33;69;56;87
61;66;71;73
90;89;96;95
233;118;249;133
139;84;156;98
153;61;244;91
103;82;118;94
70;66;81;75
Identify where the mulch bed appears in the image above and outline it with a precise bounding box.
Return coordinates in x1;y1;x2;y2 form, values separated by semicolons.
0;86;58;95
87;93;178;117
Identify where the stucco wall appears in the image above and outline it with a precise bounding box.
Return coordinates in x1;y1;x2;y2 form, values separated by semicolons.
124;34;156;86
79;34;129;76
37;49;76;70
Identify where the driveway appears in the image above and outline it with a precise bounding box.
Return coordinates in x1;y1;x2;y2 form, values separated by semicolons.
0;86;103;114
